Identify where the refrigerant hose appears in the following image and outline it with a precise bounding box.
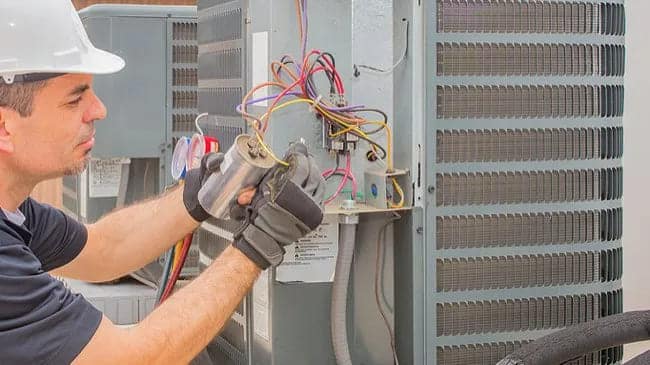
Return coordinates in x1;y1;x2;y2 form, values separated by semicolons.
497;310;650;365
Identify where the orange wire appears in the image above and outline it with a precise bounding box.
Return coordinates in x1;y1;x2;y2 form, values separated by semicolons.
295;0;303;41
240;81;286;132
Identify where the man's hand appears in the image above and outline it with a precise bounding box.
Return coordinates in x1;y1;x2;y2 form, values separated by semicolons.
182;152;225;222
231;142;326;269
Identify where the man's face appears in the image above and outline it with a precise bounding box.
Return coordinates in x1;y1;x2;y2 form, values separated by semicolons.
1;74;107;180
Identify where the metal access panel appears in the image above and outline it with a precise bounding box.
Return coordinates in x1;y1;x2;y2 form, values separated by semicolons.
63;5;200;282
394;1;625;364
196;1;408;364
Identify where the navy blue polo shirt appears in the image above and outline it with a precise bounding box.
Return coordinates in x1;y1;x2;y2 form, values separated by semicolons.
0;198;101;364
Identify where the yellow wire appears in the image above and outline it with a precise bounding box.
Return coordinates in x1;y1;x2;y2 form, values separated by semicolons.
254;98;317;167
389;178;405;208
248;96;404;208
172;239;183;270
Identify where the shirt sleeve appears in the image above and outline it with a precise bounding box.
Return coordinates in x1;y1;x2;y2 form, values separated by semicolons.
20;198;88;271
0;240;102;365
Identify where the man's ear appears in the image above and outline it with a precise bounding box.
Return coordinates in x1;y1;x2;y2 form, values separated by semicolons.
0;108;15;154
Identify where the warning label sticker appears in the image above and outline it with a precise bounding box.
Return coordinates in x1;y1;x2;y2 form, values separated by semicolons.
88;158;130;198
276;215;339;283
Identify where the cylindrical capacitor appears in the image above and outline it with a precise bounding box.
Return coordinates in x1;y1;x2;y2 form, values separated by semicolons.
197;134;275;219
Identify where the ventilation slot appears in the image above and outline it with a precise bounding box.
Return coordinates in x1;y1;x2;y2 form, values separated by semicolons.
600;45;626;76
600;248;623;282
198;48;242;79
173;45;198;64
198;8;242;44
198;88;242;116
436;0;605;34
436;169;621;206
600;3;626;35
436;251;605;292
599;167;623;200
436;342;606;365
437;85;624;119
436;127;623;163
173;69;198;86
172;114;198;132
437;43;625;77
172;22;197;41
172;91;198;109
437;290;625;336
436;208;623;250
438;43;602;76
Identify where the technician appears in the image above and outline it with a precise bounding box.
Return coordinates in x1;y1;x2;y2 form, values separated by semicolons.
0;1;325;364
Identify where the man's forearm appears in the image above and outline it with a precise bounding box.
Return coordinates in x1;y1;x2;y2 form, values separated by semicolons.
74;246;262;364
58;185;199;282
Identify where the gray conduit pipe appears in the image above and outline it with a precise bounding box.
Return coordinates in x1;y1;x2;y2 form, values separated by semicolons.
497;311;650;365
331;214;359;365
625;349;650;365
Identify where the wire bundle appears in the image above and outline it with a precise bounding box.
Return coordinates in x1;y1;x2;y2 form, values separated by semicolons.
235;0;404;208
156;233;194;304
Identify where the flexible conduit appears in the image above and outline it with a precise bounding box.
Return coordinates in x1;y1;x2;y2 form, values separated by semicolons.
331;220;358;365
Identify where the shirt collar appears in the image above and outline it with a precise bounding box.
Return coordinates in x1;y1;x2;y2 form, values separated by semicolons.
1;207;26;226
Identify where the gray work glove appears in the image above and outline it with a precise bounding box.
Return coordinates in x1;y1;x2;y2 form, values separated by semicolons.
183;152;224;222
232;142;326;269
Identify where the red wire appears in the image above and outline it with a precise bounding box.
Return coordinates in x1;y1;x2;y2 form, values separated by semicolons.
263;77;303;132
160;233;193;302
318;53;344;93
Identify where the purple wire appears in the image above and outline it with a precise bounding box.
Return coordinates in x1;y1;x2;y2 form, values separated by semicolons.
301;0;308;60
236;92;364;113
235;92;301;113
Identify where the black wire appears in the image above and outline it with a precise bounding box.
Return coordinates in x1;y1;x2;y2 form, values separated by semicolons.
350;108;390;135
305;52;337;95
324;154;342;181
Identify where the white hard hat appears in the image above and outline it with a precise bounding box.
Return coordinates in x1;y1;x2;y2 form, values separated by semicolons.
0;0;125;84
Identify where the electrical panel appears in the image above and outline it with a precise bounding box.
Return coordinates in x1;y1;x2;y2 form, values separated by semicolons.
63;5;200;283
393;1;625;364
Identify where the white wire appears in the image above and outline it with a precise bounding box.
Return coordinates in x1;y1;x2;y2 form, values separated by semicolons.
353;19;409;77
194;112;208;135
375;213;401;365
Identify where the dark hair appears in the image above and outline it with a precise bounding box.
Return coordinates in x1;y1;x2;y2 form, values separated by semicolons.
0;80;47;117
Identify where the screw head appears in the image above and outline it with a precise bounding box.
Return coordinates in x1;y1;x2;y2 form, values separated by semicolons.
427;185;435;194
416;227;423;234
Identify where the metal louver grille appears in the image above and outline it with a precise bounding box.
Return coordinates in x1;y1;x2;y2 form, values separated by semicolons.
172;91;198;109
197;2;247;360
436;208;622;249
171;20;198;134
199;48;242;79
437;289;623;336
436;168;623;206
437;343;622;365
437;85;624;119
198;88;243;116
437;43;625;76
436;127;623;162
173;45;198;63
198;8;242;43
436;1;625;35
427;1;624;363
